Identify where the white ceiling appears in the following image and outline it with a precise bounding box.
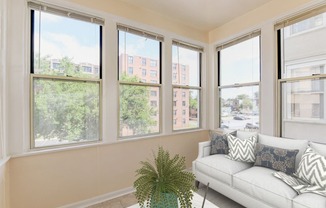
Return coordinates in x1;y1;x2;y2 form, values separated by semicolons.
119;0;273;31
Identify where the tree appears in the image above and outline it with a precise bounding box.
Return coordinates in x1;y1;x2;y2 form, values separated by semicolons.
236;94;253;111
33;56;99;143
119;74;156;135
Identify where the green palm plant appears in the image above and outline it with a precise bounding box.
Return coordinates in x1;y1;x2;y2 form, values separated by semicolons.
134;146;197;208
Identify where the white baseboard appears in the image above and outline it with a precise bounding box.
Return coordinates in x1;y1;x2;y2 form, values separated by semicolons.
59;186;135;208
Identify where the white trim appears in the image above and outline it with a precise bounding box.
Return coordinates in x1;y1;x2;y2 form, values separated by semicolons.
0;156;10;168
58;186;135;208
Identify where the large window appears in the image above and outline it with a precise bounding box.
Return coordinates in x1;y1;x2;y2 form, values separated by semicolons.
276;6;326;141
172;40;202;130
29;2;103;148
217;31;261;131
118;24;163;138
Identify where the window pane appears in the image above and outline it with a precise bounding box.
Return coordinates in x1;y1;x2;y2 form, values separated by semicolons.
219;36;260;86
119;85;160;137
281;79;326;141
219;86;259;131
173;88;200;130
33;11;100;78
33;78;100;147
282;13;326;78
119;31;160;83
172;45;200;86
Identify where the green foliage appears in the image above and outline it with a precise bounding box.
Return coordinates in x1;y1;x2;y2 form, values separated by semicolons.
33;56;99;143
120;73;156;135
134;147;196;208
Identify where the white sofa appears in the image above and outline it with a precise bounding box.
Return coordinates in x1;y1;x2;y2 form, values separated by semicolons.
192;132;326;208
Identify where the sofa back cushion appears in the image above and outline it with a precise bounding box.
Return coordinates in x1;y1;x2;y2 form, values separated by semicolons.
237;130;258;140
310;142;326;156
258;134;308;170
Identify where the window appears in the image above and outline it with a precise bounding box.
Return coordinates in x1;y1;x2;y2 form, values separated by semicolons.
142;69;146;76
172;40;202;130
174;91;177;98
217;31;261;131
118;24;163;137
150;70;157;77
128;56;133;64
173;110;177;115
182;110;186;115
142;58;146;66
29;2;103;148
150;60;157;67
276;7;326;141
128;67;133;74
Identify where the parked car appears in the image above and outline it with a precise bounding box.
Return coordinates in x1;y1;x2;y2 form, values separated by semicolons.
245;122;259;129
233;115;247;120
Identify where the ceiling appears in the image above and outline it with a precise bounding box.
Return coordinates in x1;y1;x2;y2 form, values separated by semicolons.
118;0;273;31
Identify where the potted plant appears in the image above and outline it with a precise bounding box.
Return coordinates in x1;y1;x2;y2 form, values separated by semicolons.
134;146;197;208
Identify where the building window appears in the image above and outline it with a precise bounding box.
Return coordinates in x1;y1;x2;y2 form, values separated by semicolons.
142;69;146;76
172;40;202;130
142;58;146;66
173;101;177;106
118;24;163;137
128;67;133;74
173;110;177;115
128;56;133;64
150;70;157;77
217;31;261;131
277;9;326;141
150;90;157;97
150;60;157;67
182;110;186;115
29;2;103;148
174;91;177;97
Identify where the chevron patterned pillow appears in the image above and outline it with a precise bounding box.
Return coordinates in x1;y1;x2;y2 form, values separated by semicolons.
295;147;326;189
226;133;258;163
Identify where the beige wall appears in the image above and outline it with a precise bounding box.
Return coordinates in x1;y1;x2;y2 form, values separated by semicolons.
9;130;208;208
0;161;10;208
67;0;208;43
209;0;315;43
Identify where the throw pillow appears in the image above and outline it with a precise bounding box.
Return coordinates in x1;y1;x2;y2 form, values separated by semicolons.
210;130;236;155
273;171;326;197
226;133;258;163
295;147;326;189
254;143;299;175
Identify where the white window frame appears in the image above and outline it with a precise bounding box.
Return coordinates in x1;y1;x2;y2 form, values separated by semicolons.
117;24;163;139
172;40;203;131
29;1;103;149
217;30;261;131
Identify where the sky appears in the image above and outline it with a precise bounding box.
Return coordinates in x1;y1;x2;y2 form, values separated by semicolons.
34;11;100;65
34;10;259;101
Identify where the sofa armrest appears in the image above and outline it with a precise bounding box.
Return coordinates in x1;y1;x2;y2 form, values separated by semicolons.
196;141;211;159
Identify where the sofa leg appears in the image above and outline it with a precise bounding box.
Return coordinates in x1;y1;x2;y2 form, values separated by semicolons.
195;180;200;188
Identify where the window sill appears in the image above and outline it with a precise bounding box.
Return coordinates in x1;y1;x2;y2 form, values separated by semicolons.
12;129;207;159
283;119;326;125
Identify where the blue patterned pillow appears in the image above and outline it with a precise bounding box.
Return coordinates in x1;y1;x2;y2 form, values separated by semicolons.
210;130;236;155
254;143;299;175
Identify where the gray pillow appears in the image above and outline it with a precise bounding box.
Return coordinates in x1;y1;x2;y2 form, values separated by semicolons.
210;130;236;155
254;143;299;175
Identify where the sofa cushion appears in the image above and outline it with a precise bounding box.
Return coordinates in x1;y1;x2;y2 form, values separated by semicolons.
233;166;297;208
274;171;326;197
209;130;236;155
295;147;326;189
226;134;258;163
258;134;308;169
293;193;326;208
254;143;299;174
237;130;258;140
194;154;252;186
310;142;326;156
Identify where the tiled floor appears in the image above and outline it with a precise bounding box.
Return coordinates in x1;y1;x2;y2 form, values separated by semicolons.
88;184;244;208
